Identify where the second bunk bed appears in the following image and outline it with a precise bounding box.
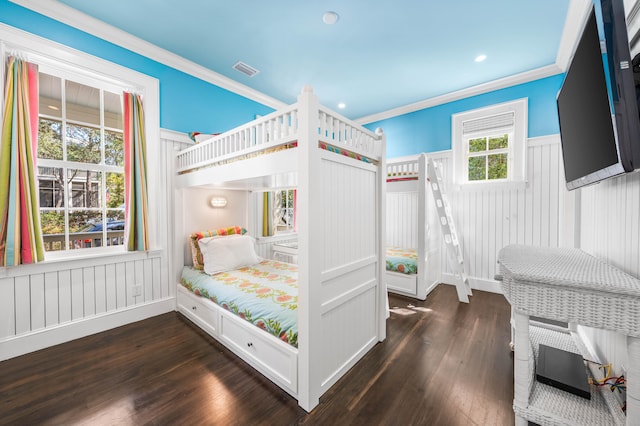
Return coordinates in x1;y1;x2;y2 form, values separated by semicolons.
173;86;387;412
385;154;442;300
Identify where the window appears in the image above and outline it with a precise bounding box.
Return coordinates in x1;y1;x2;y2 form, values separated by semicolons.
276;189;295;233
452;99;527;186
261;189;296;237
467;133;509;181
37;69;125;252
1;26;159;260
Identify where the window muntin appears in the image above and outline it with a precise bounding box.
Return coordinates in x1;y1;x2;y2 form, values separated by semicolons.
37;71;125;253
466;133;510;181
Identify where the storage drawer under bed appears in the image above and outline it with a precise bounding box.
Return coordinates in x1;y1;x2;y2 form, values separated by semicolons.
177;285;218;336
219;309;298;395
386;271;417;296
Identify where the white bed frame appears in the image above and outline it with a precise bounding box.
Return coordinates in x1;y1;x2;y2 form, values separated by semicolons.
385;154;441;300
173;86;387;412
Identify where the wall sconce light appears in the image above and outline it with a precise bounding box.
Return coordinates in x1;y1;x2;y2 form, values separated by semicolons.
210;196;227;208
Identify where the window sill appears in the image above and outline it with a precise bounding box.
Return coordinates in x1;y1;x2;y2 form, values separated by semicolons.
256;233;298;243
0;248;163;278
455;180;527;192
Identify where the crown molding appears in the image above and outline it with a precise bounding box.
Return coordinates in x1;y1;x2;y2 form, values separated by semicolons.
356;64;562;125
555;0;591;72
160;128;193;144
9;0;287;111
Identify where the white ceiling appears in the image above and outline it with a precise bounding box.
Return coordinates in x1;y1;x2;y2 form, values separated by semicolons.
30;0;575;120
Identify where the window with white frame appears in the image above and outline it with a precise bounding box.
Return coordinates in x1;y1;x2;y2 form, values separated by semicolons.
452;99;527;186
37;68;126;252
1;27;159;259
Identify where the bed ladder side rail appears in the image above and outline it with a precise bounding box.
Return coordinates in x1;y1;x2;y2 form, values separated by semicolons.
426;158;471;303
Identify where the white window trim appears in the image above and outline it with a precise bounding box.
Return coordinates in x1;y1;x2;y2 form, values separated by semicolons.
452;98;528;189
0;24;160;261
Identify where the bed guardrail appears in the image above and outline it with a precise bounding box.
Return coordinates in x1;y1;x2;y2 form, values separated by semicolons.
176;105;299;173
317;106;383;162
387;158;420;179
176;92;384;174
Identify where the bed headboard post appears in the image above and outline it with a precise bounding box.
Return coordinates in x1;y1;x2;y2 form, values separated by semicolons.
376;127;387;342
295;84;322;411
417;153;428;299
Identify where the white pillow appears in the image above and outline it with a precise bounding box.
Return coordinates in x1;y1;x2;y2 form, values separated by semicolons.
198;234;261;275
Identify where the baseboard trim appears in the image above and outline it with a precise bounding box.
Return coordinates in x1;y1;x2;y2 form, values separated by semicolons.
0;298;176;361
441;273;503;295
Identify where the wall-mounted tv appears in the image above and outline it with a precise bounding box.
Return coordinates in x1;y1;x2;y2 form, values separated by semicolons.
557;0;640;190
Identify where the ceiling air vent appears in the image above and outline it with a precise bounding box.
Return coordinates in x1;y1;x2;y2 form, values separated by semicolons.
232;61;259;77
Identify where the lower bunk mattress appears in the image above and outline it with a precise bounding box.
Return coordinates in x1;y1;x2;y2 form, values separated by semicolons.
180;259;298;347
386;246;418;275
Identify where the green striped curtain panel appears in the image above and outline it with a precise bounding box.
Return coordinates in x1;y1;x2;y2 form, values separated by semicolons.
0;57;44;266
262;191;274;237
123;92;149;251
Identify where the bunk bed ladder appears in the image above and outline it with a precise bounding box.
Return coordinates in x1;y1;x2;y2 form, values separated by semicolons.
426;158;472;303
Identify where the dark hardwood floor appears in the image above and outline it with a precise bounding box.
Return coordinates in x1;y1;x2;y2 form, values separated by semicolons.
0;285;514;425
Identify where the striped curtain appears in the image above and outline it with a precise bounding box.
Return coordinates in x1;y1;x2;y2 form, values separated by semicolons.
262;191;274;237
0;57;44;266
123;92;149;251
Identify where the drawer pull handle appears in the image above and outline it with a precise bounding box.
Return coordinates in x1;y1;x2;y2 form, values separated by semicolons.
247;342;253;348
192;306;197;310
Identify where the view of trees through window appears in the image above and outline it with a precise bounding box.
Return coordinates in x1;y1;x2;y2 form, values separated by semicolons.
467;133;509;181
37;72;125;251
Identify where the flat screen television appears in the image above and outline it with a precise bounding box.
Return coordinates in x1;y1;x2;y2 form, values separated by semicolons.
557;0;640;190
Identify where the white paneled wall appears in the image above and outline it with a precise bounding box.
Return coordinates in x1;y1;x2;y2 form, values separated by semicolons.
578;169;640;374
315;155;379;394
387;192;419;249
255;236;298;260
0;130;183;361
180;187;249;266
321;158;377;270
431;135;566;292
0;253;167;340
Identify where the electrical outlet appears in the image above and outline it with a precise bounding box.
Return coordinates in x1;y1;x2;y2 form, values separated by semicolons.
133;285;142;297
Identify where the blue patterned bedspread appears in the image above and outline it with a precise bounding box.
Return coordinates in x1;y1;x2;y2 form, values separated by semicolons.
181;260;298;347
386;247;418;274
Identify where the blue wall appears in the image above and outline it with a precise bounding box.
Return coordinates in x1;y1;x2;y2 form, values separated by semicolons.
366;74;564;158
0;0;274;134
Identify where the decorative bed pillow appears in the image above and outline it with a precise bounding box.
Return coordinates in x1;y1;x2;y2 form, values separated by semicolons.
198;234;261;275
189;226;247;270
188;131;220;144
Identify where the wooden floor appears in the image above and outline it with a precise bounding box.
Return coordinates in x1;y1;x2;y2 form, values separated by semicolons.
0;285;514;425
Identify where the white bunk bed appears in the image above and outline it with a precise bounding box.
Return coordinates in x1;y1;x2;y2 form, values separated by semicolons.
385;154;441;300
173;86;387;412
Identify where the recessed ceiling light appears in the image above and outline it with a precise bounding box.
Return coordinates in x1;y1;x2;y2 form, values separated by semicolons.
323;11;339;25
475;54;487;62
338;102;346;109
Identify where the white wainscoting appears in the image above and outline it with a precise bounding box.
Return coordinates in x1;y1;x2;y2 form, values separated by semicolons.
0;250;172;361
430;135;566;293
578;169;640;376
255;235;298;260
387;192;419;249
0;130;183;361
315;155;380;395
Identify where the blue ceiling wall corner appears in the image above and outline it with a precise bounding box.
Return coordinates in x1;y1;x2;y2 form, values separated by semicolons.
0;0;274;134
